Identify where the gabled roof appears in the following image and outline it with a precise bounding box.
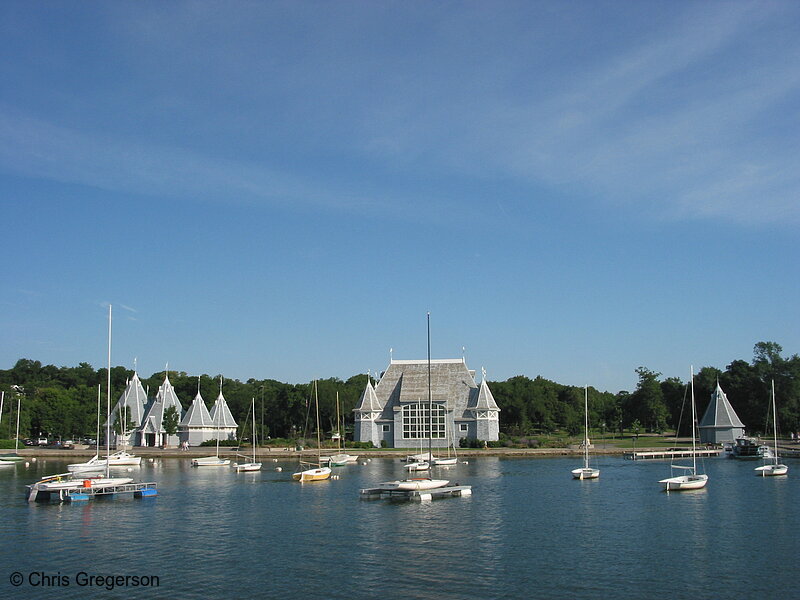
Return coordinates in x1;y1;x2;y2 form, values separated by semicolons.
469;369;501;411
139;374;185;434
354;377;381;412
375;359;478;410
699;382;745;429
209;392;237;428
180;392;214;428
106;372;147;429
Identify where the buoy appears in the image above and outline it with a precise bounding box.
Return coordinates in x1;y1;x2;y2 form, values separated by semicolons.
276;467;282;472
83;480;92;488
31;457;37;462
149;458;154;463
24;462;30;467
127;467;133;472
463;461;469;465
272;458;278;462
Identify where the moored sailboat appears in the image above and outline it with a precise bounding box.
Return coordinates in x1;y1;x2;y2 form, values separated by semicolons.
659;367;708;491
234;397;262;472
293;381;331;482
192;378;232;467
571;386;599;480
754;381;788;477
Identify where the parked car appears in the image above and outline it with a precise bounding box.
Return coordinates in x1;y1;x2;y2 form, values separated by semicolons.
23;438;35;446
62;440;75;449
37;437;48;446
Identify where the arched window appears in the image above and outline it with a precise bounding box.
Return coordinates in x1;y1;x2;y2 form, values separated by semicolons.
402;403;446;440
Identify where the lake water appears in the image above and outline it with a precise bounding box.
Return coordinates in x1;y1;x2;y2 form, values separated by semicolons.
1;454;798;599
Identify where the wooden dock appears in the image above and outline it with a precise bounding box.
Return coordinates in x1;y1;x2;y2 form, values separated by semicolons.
624;448;721;461
359;484;472;502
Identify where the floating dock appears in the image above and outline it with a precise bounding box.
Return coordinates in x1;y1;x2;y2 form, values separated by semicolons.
27;480;158;503
624;449;721;461
359;484;472;502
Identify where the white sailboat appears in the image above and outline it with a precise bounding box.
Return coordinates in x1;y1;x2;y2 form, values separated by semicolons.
32;306;135;492
572;386;600;480
292;381;332;482
192;378;231;467
659;367;708;491
755;380;788;477
323;391;358;467
380;313;448;491
234;397;262;472
0;390;26;464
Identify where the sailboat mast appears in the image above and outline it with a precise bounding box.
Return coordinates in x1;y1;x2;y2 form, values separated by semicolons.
690;366;697;474
771;380;778;466
427;312;432;463
584;386;589;468
252;397;257;463
106;304;112;478
314;381;322;463
14;393;21;455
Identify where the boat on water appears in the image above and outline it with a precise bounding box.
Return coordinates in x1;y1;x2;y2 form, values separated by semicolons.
193;378;232;467
729;436;771;460
234;397;262;472
69;450;142;473
1;389;26;463
572;386;600;480
321;392;358;467
293;381;331;482
378;313;451;492
379;478;450;491
659;367;708;491
755;381;789;477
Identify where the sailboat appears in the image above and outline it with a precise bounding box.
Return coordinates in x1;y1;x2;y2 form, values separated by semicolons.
571;386;599;479
755;380;788;477
28;306;134;496
292;381;332;482
380;313;449;491
192;378;231;466
0;390;26;464
659;367;708;491
234;397;262;472
323;391;358;467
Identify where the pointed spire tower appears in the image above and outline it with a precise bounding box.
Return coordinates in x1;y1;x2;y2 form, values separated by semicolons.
139;372;185;447
106;371;148;448
467;367;500;442
180;380;216;447
698;381;745;443
353;372;383;448
209;377;238;442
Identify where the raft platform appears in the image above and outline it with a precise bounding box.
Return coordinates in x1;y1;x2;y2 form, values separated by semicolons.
624;448;721;461
27;481;158;503
359;484;472;502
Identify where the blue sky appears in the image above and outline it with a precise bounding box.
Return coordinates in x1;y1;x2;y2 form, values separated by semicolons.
1;1;798;393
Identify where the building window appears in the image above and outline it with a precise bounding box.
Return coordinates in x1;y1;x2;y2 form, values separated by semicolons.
382;425;390;432
459;423;468;432
401;403;446;440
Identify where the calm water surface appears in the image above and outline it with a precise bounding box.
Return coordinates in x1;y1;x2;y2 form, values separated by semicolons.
1;454;798;599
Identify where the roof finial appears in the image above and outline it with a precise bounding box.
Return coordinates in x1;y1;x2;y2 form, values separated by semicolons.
462;346;466;363
389;347;393;363
482;366;487;381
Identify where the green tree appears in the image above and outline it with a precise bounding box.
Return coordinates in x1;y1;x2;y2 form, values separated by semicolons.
163;405;180;445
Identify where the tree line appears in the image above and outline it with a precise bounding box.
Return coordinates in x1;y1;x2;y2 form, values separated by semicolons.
1;341;798;442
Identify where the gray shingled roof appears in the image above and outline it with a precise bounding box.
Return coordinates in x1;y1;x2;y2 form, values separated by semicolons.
209;392;237;428
699;382;745;429
374;359;479;413
180;391;213;428
470;374;501;411
139;375;185;434
106;372;147;429
354;378;381;412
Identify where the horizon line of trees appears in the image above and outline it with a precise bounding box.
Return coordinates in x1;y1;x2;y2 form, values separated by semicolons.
1;341;798;442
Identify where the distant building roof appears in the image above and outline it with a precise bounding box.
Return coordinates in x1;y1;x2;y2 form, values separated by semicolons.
209;392;237;428
180;391;214;428
469;369;501;411
354;377;381;412
139;374;185;434
699;382;745;429
106;372;147;429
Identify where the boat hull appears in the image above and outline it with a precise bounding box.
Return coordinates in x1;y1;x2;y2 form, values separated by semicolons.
234;462;262;472
379;478;450;491
192;457;231;466
404;461;430;471
292;467;331;482
755;464;788;476
572;467;600;480
432;457;458;466
659;474;708;491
